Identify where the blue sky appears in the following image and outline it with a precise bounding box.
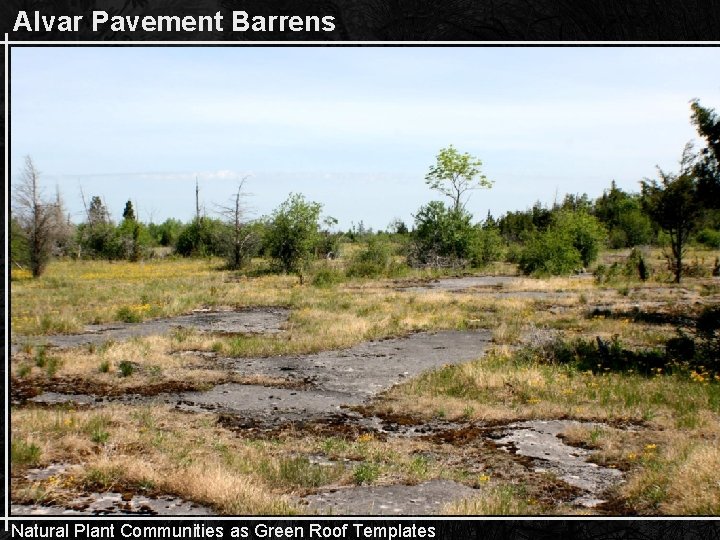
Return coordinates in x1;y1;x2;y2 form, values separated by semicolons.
10;47;720;230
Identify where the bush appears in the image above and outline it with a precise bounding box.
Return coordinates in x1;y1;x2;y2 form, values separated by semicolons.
519;210;605;276
410;201;477;267
264;193;323;277
176;218;230;257
518;229;582;276
696;228;720;248
470;226;504;267
347;237;394;278
311;265;345;287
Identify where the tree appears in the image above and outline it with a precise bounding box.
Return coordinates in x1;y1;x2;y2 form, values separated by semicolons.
217;179;257;270
78;195;115;259
122;200;136;221
641;143;702;283
690;99;720;206
12;156;57;277
425;145;493;212
265;193;322;280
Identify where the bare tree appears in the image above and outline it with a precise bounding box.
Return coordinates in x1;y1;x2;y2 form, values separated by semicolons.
12;156;57;277
216;178;256;270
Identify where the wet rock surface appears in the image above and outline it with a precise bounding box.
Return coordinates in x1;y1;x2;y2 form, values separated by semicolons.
11;493;212;516
492;420;624;507
11;307;289;353
302;480;479;515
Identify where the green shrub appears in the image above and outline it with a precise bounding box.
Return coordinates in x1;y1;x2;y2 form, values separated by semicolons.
519;210;605;276
518;229;582;276
118;360;135;377
311;265;345;287
470;226;504;267
696;228;720;248
347;237;394;278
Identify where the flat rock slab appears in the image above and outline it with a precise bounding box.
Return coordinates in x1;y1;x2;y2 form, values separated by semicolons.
13;307;289;352
11;493;212;516
493;420;623;507
174;330;492;423
400;276;523;293
302;479;479;515
399;276;576;300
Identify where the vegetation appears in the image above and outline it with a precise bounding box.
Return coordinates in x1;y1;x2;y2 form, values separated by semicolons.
264;193;323;280
9;100;720;517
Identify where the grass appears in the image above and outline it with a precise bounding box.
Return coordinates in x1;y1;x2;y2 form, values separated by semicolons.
9;250;720;515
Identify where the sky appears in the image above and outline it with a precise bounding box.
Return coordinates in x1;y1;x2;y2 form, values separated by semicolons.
10;46;720;231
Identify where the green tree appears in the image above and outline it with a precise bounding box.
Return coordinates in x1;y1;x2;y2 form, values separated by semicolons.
265;193;323;280
690;99;720;206
641;143;702;283
114;201;149;262
77;196;115;259
425;146;493;212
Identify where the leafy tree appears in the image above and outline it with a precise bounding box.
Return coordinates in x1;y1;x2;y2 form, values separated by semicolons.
425;146;493;212
641;143;702;283
12;156;57;277
265;193;323;280
690;99;720;206
593;182;653;248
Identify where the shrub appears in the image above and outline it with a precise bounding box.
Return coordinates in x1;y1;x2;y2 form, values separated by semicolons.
264;193;323;277
410;201;477;267
347;237;394;278
696;228;720;248
518;229;582;276
311;265;345;287
118;360;135;377
519;210;605;276
470;226;504;267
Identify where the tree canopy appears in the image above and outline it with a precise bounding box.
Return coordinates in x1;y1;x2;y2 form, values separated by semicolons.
425;146;493;212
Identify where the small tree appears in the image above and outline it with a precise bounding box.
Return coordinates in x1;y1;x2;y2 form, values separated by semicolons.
265;193;322;281
425;145;493;212
641;143;702;283
12;156;56;277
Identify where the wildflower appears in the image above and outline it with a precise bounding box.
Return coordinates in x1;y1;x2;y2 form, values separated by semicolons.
644;444;657;451
478;474;490;484
356;433;374;444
